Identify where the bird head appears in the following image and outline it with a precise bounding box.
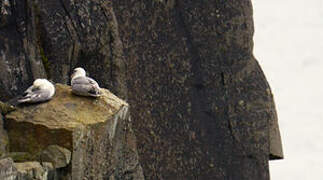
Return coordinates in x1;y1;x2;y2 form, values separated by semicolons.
33;79;51;89
71;67;86;79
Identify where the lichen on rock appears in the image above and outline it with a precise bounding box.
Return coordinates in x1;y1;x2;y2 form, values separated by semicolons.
0;101;15;115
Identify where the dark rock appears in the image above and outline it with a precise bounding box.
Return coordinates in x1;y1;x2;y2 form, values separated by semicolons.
14;161;47;180
41;162;58;180
112;1;283;179
0;107;9;157
0;0;13;27
0;0;126;101
0;0;47;101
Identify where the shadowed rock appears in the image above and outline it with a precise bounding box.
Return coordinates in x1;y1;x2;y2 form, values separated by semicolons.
40;145;71;169
0;113;8;157
0;101;12;157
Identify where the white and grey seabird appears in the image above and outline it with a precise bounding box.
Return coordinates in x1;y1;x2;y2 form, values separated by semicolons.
18;79;55;103
71;67;101;97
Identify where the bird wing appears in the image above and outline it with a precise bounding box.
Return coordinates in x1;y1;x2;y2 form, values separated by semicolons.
72;76;99;87
71;77;101;97
29;89;52;102
18;89;52;103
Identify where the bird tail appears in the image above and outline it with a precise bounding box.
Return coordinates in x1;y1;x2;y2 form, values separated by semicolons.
88;87;101;97
17;96;31;103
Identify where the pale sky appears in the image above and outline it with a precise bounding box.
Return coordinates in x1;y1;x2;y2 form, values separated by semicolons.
252;0;323;179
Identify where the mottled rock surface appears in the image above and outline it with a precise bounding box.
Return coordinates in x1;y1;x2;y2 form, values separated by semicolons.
112;1;283;179
14;161;48;180
0;0;283;179
0;158;17;180
5;84;144;179
0;0;126;101
40;145;71;169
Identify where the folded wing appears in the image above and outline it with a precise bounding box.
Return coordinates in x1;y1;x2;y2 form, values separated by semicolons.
18;88;52;103
71;77;101;97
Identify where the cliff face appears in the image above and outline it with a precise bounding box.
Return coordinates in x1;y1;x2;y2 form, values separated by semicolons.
0;0;126;101
112;1;283;179
0;0;283;179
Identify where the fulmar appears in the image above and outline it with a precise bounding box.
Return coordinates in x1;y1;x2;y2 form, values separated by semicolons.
18;79;55;103
71;67;101;97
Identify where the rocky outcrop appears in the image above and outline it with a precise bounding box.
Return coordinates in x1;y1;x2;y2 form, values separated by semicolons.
4;84;144;179
6;84;126;154
0;0;283;179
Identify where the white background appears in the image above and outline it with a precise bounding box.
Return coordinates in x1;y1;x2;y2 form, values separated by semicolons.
253;0;323;179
